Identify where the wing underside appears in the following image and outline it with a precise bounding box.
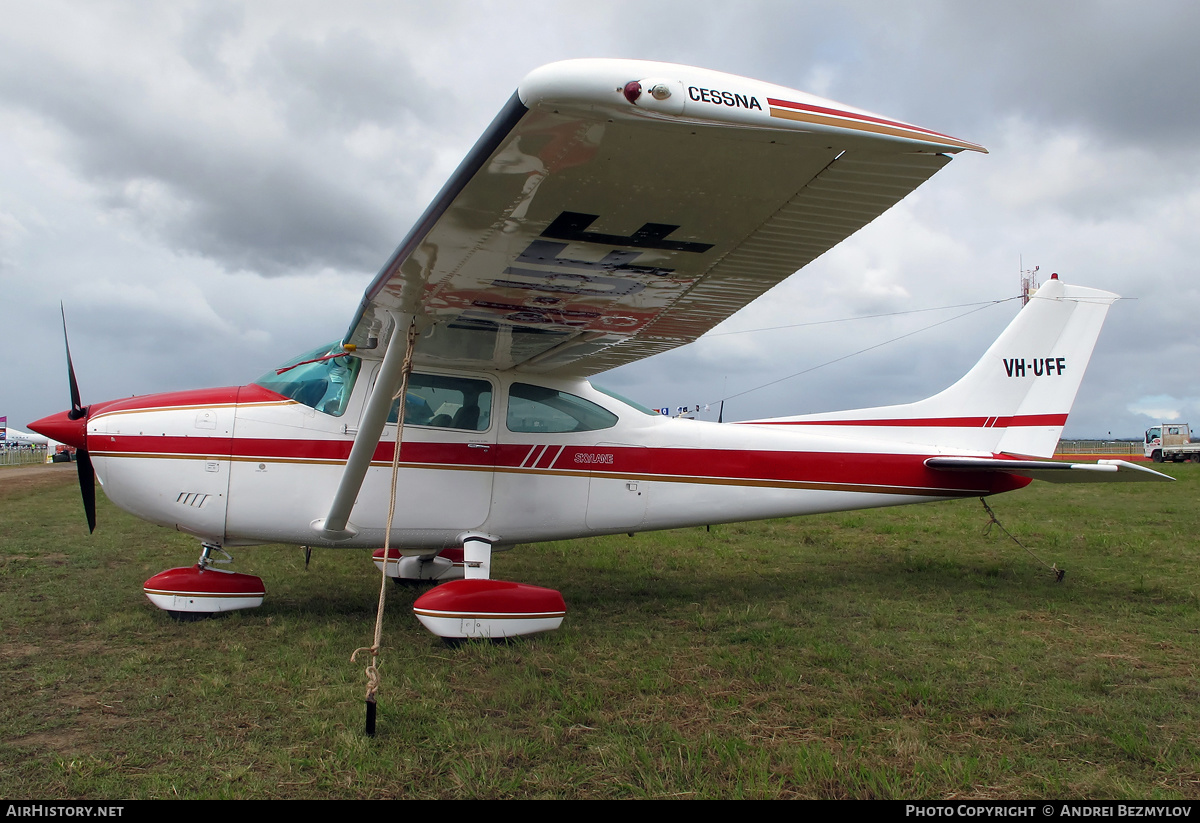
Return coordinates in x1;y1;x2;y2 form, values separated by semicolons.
344;59;983;376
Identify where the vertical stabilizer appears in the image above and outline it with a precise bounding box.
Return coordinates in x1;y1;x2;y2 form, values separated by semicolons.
745;277;1119;458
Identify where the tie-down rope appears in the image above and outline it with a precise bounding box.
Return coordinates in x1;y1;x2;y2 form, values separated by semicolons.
352;321;418;735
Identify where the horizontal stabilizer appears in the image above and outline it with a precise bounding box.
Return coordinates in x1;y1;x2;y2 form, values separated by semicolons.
925;457;1174;483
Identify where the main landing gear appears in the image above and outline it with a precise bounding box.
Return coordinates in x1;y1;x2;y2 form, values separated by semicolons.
372;546;466;585
140;537;566;639
389;535;567;641
142;543;265;621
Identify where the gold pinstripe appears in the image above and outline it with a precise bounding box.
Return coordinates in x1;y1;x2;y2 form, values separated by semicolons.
768;107;982;152
92;399;296;421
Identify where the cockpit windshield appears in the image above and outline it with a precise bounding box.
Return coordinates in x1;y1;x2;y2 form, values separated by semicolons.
254;342;361;417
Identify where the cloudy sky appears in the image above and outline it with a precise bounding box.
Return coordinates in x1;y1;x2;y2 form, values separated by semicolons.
2;0;1197;439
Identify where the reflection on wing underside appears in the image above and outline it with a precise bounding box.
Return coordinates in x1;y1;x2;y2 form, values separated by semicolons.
419;317;576;367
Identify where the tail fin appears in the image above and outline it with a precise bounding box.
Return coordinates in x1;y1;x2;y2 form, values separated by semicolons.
747;276;1119;458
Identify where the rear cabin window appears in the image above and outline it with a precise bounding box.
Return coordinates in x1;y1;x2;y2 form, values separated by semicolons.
506;384;618;433
594;384;660;416
387;373;492;431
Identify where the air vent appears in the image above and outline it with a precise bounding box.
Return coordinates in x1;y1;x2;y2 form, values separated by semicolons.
176;492;210;508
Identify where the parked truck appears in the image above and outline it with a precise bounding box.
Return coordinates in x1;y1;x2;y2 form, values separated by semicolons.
1144;423;1200;462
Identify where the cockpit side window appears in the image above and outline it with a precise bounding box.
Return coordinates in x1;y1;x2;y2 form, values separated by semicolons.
254;343;361;417
387;373;492;431
507;383;618;433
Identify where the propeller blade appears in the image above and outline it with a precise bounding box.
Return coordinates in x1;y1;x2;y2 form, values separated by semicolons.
76;448;97;534
61;304;85;420
60;304;95;532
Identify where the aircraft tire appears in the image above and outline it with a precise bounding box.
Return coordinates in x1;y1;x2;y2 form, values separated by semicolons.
390;577;437;588
167;610;214;622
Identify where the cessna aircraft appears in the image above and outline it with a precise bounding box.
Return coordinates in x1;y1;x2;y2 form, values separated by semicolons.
29;59;1171;639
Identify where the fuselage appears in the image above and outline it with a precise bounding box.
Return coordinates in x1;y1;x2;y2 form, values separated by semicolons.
61;355;1025;552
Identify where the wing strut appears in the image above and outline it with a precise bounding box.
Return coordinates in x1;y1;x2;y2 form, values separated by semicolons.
312;315;416;540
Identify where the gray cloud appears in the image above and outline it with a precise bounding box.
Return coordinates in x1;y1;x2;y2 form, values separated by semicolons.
0;7;445;277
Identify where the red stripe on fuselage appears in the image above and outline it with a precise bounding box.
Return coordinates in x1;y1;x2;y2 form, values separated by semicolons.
93;435;491;468
93;436;1027;496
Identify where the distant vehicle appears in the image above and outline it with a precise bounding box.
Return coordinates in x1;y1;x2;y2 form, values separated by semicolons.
51;444;76;463
1144;423;1200;463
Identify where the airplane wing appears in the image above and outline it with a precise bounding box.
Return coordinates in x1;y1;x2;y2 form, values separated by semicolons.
925;457;1174;483
342;58;985;376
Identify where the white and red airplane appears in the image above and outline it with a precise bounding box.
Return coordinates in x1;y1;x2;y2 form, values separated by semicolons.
29;59;1171;638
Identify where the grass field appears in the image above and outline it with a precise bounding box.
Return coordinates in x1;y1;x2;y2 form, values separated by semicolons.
1;464;1197;799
